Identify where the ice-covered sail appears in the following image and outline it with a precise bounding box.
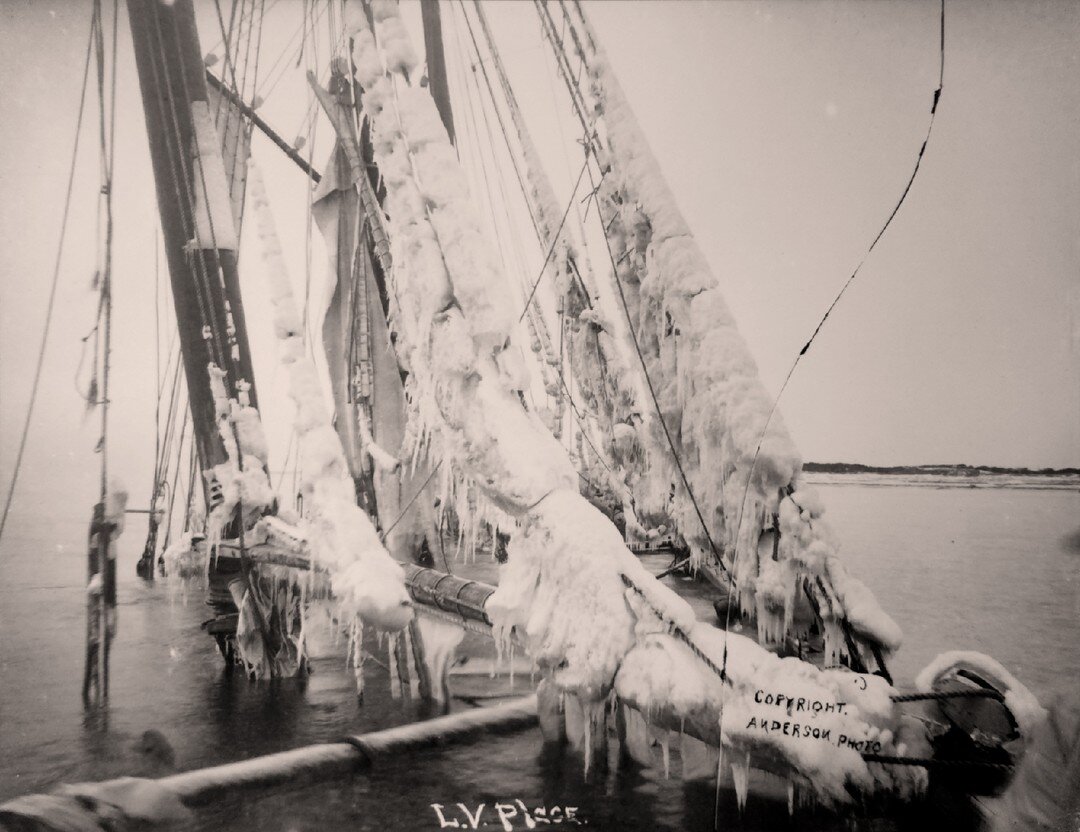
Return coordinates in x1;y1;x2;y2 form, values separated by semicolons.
467;1;648;526
308;61;441;570
249;163;413;635
557;2;902;662
343;0;922;804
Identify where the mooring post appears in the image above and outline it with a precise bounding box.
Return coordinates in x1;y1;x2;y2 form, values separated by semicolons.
82;502;114;706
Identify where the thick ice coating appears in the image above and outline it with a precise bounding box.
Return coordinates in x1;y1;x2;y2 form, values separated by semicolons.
249;162;412;633
915;650;1046;738
573;8;901;657
347;2;922;804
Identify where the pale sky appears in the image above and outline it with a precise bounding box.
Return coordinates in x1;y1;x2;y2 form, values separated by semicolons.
0;0;1077;533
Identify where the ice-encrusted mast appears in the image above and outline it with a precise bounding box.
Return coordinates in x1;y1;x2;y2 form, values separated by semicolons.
132;0;413;679
547;0;902;667
342;0;925;805
126;0;288;670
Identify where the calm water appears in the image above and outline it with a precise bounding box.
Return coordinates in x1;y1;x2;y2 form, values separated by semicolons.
1;480;1078;830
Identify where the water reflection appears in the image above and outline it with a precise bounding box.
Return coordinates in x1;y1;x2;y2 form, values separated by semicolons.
3;485;1079;829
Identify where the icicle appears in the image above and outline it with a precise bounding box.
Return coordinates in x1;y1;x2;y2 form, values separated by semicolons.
403;624;420;699
717;742;725;776
415;615;465;703
621;705;653;766
658;728;671;780
731;751;751;812
583;706;593;777
347;618;365;698
491;629;504;678
564;693;587;754
387;633;403;699
584;699;608;778
787;779;795;817
822;618;844;667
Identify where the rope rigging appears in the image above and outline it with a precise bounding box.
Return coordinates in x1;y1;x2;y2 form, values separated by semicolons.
146;241;185;548
79;0;122;707
574;125;732;582
724;0;948;676
140;337;187;576
452;2;626;495
455;1;545;246
0;8;96;547
533;1;595;155
447;8;529;296
516;158;590;324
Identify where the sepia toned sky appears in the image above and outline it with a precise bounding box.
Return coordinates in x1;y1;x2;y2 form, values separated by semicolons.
0;0;1077;533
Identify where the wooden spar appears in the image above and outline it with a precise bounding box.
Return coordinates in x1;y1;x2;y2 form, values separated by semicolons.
403;564;496;626
126;0;261;487
205;71;321;182
421;0;456;145
82;504;111;704
0;698;538;814
175;696;531;800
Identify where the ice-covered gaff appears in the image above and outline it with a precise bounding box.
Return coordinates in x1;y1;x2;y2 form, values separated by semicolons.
571;8;900;659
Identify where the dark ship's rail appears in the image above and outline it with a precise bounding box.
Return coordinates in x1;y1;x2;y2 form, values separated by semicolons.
202;546;498;639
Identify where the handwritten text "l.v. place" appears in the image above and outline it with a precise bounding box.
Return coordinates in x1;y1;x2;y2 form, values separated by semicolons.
431;801;585;830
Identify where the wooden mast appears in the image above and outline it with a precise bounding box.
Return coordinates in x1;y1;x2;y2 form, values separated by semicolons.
126;0;260;492
128;0;275;658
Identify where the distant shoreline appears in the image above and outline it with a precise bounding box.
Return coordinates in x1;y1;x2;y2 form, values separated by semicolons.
804;462;1080;477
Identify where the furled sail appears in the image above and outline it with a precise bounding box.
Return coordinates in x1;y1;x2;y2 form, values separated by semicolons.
310;60;441;568
250;163;413;635
560;2;902;661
